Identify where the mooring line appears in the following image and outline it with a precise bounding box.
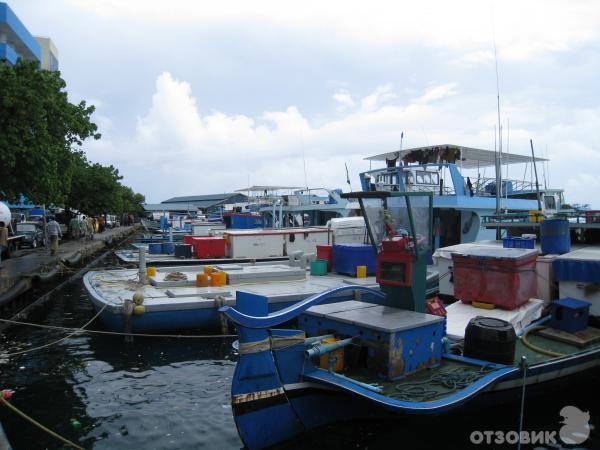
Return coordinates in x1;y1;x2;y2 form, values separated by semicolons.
1;303;109;357
0;317;237;339
0;396;85;450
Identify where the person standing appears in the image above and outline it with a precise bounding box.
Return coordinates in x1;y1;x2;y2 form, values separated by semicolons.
0;221;8;267
46;217;62;256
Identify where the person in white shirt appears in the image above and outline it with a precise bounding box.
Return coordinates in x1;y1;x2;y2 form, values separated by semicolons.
46;217;62;256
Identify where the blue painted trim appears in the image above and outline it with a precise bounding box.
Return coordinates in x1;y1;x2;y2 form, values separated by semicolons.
448;164;465;196
220;286;386;328
0;3;41;62
304;365;518;413
0;42;17;64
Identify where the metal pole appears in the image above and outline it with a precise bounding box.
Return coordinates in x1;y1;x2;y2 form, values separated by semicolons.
530;139;542;211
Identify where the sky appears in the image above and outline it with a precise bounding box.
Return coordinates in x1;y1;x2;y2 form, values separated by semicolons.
9;0;600;206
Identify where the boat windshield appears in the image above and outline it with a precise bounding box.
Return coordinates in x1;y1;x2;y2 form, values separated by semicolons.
361;193;432;253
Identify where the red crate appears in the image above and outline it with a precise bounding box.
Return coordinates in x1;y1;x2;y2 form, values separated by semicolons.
451;250;537;310
316;245;333;271
192;237;226;258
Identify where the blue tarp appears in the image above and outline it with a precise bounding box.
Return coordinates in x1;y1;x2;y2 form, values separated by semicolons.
553;259;600;283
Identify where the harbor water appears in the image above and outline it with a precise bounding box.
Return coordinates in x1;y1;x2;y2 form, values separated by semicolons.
0;251;597;449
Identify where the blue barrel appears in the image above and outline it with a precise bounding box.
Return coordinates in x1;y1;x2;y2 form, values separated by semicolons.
540;219;570;254
161;242;175;254
148;243;162;254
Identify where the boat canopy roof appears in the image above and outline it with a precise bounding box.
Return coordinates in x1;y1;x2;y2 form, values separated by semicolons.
365;144;548;169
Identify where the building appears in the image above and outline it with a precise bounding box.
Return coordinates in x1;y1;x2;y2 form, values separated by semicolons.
161;193;248;213
35;36;59;71
0;2;58;70
143;193;249;217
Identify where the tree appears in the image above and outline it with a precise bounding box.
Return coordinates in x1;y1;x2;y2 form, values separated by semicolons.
65;154;145;216
0;61;100;204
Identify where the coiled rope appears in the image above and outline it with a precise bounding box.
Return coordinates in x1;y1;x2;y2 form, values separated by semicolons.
392;365;496;402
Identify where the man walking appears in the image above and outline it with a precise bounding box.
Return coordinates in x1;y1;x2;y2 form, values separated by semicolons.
46;217;62;256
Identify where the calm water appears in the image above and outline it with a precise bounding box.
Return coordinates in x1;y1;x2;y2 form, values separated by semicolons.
0;254;597;449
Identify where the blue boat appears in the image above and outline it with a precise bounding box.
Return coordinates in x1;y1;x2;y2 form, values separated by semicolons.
361;144;567;248
220;191;600;449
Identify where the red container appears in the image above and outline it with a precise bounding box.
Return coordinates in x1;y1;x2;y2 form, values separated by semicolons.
183;235;196;246
316;245;333;272
193;237;226;258
451;248;538;310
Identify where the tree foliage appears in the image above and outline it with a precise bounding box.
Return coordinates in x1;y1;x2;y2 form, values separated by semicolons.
0;60;145;215
0;61;100;204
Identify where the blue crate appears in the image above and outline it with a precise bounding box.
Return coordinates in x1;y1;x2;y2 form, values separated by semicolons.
502;237;535;249
550;298;591;333
332;244;377;276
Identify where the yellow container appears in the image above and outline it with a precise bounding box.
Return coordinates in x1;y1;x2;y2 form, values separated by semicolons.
210;271;226;286
356;265;367;278
146;266;157;278
529;209;542;223
203;265;213;275
319;337;344;372
196;273;209;287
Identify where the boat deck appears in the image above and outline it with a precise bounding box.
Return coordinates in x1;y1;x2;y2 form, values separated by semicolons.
333;331;600;404
85;264;380;314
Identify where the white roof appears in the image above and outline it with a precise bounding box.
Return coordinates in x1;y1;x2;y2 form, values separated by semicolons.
365;144;548;169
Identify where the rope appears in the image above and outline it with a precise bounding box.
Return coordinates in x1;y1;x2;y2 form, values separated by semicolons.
0;318;237;339
392;365;495;402
0;396;84;450
520;326;565;357
1;303;109;357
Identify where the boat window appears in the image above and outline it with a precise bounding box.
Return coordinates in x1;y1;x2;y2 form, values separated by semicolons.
405;172;414;184
416;172;425;184
431;173;439;185
544;195;556;210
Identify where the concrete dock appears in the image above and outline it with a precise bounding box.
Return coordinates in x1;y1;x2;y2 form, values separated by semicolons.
0;225;139;307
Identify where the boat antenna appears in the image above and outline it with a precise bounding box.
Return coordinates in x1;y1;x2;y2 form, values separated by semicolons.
530;139;542;211
493;29;502;216
400;131;404;152
301;140;309;191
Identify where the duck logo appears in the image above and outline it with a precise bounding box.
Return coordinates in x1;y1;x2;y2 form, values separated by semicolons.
559;406;591;445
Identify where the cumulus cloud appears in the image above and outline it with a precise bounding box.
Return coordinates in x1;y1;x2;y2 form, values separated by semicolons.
84;71;600;207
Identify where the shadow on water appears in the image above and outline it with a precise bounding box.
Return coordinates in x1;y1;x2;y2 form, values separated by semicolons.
0;250;597;449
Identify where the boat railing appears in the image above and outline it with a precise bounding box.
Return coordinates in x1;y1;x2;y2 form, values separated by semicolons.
473;178;536;196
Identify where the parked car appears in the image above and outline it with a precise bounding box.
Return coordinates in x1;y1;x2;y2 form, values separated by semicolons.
16;221;46;248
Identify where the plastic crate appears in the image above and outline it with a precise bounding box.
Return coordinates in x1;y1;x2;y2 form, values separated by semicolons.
192;237;226;258
332;244;376;276
502;237;535;249
316;245;333;271
451;248;538;310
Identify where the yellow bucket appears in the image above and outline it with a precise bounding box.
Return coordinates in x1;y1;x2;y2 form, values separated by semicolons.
146;266;157;278
319;337;344;372
196;273;209;287
356;265;367;278
204;265;213;275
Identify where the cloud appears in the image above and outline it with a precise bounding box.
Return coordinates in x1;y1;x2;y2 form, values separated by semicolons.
68;0;600;61
83;70;600;207
415;83;458;104
332;91;355;111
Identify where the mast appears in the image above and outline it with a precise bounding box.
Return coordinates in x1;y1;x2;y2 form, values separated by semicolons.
530;139;542;211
